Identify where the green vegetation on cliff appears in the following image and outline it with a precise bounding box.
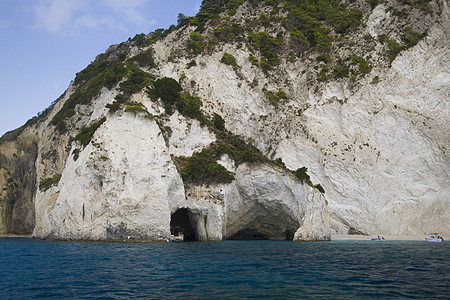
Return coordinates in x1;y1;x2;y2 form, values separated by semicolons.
119;62;154;96
128;48;157;68
179;0;429;81
52;47;157;133
178;129;264;185
51;55;126;133
295;167;325;194
148;77;182;114
71;117;106;147
39;0;435;138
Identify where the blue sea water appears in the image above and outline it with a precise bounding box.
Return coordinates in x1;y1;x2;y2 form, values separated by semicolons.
0;238;449;299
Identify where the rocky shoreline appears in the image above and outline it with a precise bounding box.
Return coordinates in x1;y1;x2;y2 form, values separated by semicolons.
1;234;439;242
331;235;435;241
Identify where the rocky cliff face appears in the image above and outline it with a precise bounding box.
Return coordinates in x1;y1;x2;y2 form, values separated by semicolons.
0;0;448;240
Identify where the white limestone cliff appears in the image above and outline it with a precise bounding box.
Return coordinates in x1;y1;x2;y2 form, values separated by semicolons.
151;2;449;236
34;113;186;240
31;109;329;241
1;0;448;240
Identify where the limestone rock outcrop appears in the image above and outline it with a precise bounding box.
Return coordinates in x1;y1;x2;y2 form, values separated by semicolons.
0;0;448;240
30;110;329;241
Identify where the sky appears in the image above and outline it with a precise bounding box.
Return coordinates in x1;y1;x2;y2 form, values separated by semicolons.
0;0;201;136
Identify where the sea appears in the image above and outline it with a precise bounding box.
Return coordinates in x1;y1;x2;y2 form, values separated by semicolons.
0;238;448;299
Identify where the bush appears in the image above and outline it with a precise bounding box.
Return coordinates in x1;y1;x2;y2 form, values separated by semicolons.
260;12;271;27
295;167;313;186
350;55;371;74
315;184;325;194
106;93;129;113
333;59;349;79
282;0;362;54
125;102;147;113
187;60;197;68
180;150;235;185
226;0;245;15
150;77;182;114
290;28;310;54
403;26;422;48
314;27;333;52
178;130;265;185
371;75;380;84
187;32;205;54
72;117;106;147
317;67;329;82
119;62;153;96
130;33;146;47
263;89;279;107
221;52;239;69
129;49;157;68
263;88;287;107
316;53;331;63
176;94;202;120
248;32;282;73
275;157;286;167
218;133;263;165
177;13;191;27
249;54;259;66
72;148;80;161
214;21;243;43
366;0;379;9
387;38;405;63
213;113;225;131
190;0;245;32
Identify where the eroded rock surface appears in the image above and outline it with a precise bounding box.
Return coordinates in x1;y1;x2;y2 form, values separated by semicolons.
0;0;448;240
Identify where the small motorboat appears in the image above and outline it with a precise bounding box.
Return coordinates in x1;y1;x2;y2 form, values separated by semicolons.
371;236;386;241
426;233;444;242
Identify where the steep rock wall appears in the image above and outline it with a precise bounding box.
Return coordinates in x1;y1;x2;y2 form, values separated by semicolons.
181;163;330;241
1;0;448;239
34;113;185;240
0;129;38;234
31;110;328;241
151;2;449;236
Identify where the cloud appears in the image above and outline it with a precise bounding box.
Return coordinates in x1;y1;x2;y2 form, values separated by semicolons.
101;0;149;11
33;0;155;35
75;14;99;29
101;0;152;27
34;0;89;34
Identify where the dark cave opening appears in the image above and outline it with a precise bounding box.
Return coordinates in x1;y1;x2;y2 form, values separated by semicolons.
228;228;295;241
170;208;197;241
284;230;295;241
228;229;269;240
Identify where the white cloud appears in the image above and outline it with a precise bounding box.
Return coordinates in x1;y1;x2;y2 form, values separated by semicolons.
101;0;149;11
101;0;152;27
33;0;156;35
75;14;99;29
34;0;89;34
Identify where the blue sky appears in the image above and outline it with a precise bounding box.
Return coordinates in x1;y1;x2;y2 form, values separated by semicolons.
0;0;200;136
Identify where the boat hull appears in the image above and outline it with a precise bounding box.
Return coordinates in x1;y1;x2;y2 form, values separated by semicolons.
426;238;443;242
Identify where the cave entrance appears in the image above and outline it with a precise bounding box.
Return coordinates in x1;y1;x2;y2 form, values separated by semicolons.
225;210;299;241
170;208;197;241
228;229;269;240
228;228;295;241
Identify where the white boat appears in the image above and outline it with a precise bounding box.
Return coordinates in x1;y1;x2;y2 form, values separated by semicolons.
426;233;444;242
371;236;386;241
426;237;443;242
